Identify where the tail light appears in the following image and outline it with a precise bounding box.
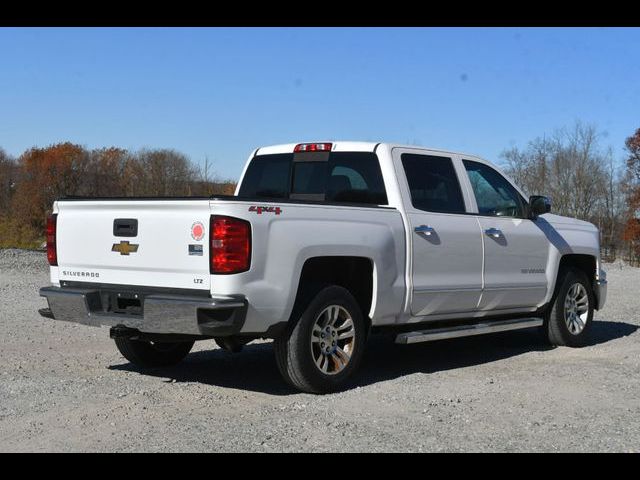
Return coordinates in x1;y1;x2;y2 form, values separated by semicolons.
46;214;58;266
210;215;251;274
294;143;332;152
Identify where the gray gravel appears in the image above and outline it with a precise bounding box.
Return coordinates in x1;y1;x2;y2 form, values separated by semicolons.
0;249;638;452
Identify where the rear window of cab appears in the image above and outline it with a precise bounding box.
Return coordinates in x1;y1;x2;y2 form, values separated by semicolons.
238;152;388;206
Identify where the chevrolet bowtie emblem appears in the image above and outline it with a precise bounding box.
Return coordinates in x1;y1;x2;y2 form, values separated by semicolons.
112;241;139;256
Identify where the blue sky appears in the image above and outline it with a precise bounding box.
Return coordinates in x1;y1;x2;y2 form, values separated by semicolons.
1;27;638;179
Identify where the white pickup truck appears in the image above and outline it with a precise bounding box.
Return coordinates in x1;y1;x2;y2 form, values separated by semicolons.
39;142;607;393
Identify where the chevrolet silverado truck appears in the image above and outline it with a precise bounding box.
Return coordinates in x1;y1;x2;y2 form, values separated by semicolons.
39;142;607;393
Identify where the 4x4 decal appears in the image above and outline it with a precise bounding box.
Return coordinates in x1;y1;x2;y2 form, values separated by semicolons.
248;206;282;215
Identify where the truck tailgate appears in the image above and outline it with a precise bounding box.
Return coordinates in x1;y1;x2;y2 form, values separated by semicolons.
55;200;212;291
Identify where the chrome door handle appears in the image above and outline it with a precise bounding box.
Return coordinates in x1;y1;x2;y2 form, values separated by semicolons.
415;225;435;235
485;228;503;238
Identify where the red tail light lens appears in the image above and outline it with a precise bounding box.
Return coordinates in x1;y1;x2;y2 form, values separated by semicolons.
46;214;58;266
210;215;251;274
294;143;332;152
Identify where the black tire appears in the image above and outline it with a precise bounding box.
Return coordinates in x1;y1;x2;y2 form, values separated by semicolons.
544;268;594;347
114;337;194;368
274;285;367;394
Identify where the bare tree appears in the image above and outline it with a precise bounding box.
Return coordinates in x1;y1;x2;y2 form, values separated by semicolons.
84;147;130;197
133;149;197;196
0;148;16;212
595;149;626;259
500;122;622;258
623;128;640;264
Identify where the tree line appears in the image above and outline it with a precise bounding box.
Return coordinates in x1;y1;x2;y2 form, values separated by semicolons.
0;143;236;248
501;122;640;265
1;126;639;264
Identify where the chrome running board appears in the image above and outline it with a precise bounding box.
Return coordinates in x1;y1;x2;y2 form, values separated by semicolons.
395;317;543;344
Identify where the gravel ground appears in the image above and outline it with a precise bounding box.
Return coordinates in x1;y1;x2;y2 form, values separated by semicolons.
0;249;638;452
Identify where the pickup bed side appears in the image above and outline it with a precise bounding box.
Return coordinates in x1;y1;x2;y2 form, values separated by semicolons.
206;199;406;334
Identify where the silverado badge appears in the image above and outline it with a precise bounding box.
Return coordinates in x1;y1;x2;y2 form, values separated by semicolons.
112;241;139;256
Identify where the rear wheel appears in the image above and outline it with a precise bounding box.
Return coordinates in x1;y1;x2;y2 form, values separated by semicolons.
274;285;366;394
114;337;194;368
544;268;594;347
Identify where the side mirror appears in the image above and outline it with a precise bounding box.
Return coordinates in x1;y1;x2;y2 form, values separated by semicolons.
529;195;551;218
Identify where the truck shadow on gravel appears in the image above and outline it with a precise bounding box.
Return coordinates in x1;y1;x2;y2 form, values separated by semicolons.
109;320;637;395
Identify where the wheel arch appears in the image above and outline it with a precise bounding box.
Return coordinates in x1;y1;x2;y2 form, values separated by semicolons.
546;253;598;310
290;256;375;331
558;254;597;284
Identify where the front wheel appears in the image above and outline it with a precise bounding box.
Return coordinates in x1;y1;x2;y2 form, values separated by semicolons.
114;337;194;368
544;268;594;347
274;285;367;394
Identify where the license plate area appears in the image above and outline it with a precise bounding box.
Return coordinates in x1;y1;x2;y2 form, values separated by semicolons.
114;293;142;315
105;291;143;316
85;290;144;317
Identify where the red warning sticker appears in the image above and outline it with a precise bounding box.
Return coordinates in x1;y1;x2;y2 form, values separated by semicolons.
191;221;205;241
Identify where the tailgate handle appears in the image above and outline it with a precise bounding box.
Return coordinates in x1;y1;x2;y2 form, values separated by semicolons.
113;218;138;237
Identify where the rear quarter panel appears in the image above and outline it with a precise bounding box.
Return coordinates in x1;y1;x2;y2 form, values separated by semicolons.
209;200;406;333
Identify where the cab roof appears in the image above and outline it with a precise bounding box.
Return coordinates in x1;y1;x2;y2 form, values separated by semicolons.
255;141;481;160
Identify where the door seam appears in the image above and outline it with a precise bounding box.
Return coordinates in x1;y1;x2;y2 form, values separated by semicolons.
475;216;485;309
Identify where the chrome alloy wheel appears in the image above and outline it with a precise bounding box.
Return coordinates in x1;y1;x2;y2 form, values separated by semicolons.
310;305;356;375
564;283;589;335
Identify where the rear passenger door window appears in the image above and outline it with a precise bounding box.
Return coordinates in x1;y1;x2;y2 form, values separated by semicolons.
401;153;466;214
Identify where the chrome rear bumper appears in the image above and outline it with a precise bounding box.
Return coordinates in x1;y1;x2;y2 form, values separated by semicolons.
39;286;247;336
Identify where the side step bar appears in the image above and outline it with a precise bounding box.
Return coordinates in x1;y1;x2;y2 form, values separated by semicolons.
395;317;543;344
